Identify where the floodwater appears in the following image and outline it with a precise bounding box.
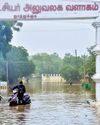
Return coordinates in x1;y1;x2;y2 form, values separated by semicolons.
0;83;100;125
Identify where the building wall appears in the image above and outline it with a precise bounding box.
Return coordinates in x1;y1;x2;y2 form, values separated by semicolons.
42;74;66;83
0;81;7;89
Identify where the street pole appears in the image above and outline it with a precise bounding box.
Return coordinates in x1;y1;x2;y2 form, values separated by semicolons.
83;55;86;80
6;61;8;84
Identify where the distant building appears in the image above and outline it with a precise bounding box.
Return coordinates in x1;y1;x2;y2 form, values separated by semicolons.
0;81;7;89
42;74;66;84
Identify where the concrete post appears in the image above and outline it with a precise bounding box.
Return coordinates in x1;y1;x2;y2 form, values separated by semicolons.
92;19;100;102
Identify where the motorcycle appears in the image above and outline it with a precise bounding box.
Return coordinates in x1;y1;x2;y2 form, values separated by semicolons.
8;88;31;106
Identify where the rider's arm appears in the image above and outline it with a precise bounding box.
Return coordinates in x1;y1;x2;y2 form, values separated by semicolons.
12;85;19;90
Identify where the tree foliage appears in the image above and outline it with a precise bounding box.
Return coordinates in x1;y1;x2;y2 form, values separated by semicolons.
60;53;82;81
6;46;35;83
0;21;13;59
0;21;23;59
30;50;96;83
85;46;96;77
0;46;35;83
30;53;62;75
0;21;34;83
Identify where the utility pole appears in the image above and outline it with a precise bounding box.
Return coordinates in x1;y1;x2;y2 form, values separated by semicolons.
75;49;77;57
83;54;86;80
6;61;8;84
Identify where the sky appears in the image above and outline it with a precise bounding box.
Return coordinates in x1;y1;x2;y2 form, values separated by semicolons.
11;20;96;58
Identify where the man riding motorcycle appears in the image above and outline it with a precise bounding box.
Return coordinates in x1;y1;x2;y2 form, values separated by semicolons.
13;81;26;104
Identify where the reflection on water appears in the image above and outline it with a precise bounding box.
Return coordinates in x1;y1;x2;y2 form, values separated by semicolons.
0;82;99;125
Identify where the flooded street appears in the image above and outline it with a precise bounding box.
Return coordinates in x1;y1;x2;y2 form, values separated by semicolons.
0;83;100;125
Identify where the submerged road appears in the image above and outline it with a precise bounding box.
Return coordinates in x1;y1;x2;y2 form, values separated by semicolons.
0;83;99;125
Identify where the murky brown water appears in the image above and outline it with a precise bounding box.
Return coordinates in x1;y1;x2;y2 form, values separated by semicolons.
0;83;100;125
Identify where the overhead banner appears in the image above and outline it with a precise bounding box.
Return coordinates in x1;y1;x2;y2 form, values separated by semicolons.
0;0;100;20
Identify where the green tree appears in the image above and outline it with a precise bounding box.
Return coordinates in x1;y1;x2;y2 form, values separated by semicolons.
0;21;23;59
85;45;96;77
30;52;62;75
60;65;80;81
0;21;12;59
5;46;35;83
60;53;81;82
